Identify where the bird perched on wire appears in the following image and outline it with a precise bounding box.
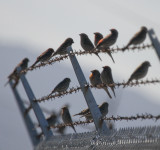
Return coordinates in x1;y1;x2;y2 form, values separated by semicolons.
52;38;74;57
101;66;116;97
123;61;151;88
5;58;29;88
94;32;103;46
122;26;148;51
79;33;102;61
96;29;118;63
31;48;54;68
89;69;112;99
61;106;76;133
46;113;57;127
73;107;90;117
79;102;109;121
49;78;71;96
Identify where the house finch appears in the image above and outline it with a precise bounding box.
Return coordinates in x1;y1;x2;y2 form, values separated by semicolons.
123;61;151;88
89;69;112;99
31;48;54;67
79;33;102;61
61;106;76;133
122;26;148;51
52;38;74;57
80;102;109;121
94;32;103;46
96;29;118;63
5;58;29;88
49;78;71;96
101;66;116;97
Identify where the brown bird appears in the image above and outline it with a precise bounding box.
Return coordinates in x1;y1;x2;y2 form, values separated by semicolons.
81;102;109;121
5;58;29;88
101;66;116;97
79;33;102;61
94;32;103;46
96;29;118;63
31;48;54;67
61;106;76;133
122;26;148;51
52;38;74;57
49;78;71;96
89;69;112;99
46;113;57;127
124;61;151;88
73;107;90;117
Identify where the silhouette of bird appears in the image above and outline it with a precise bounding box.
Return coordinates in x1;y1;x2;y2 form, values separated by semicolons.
122;26;148;51
101;66;116;97
124;61;151;88
79;33;102;61
94;32;103;46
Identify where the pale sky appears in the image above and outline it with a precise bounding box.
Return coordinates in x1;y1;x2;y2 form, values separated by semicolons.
1;1;160;150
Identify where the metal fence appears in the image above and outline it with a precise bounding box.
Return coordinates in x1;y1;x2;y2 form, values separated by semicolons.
9;29;160;149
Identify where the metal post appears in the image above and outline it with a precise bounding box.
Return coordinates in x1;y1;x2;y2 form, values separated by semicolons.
67;46;110;134
9;80;39;146
17;67;53;138
148;29;160;61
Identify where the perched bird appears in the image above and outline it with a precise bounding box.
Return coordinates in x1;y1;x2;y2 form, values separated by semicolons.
73;107;90;117
61;106;76;133
89;69;112;99
101;66;116;97
5;58;29;88
94;32;103;46
52;38;74;57
46;113;57;127
124;61;151;88
49;78;71;96
80;102;109;121
79;33;102;61
31;48;54;67
122;26;148;51
96;29;118;63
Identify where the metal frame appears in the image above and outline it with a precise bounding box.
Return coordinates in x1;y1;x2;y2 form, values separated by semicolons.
67;46;110;134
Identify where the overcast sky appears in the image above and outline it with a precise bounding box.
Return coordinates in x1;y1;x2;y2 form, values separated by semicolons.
1;0;160;150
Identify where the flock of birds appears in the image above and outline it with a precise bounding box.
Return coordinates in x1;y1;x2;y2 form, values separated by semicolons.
6;26;151;134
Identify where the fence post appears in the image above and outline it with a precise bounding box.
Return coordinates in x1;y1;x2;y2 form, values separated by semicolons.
67;46;110;134
9;80;39;146
148;29;160;61
17;67;53;138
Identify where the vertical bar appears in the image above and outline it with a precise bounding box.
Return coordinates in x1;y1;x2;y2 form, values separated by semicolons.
17;67;53;138
67;46;109;134
9;80;39;146
148;29;160;61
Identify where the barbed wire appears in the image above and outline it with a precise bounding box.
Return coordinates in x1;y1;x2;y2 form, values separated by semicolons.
34;78;160;103
49;113;160;129
22;44;152;74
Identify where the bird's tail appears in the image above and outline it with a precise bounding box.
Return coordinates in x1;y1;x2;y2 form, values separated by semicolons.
31;60;39;68
71;125;77;133
111;87;116;97
94;52;102;61
106;51;115;63
73;113;79;117
103;87;112;99
122;43;130;51
123;78;131;88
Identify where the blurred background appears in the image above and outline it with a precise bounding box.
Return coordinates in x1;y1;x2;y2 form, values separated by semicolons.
1;0;160;149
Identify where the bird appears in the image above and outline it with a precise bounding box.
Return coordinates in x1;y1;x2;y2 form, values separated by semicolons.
89;69;112;99
96;29;118;63
31;48;54;67
122;26;148;51
61;106;76;133
52;38;74;57
73;107;90;117
49;78;71;96
79;33;102;61
123;61;151;88
46;113;57;127
5;58;29;88
101;66;116;97
94;32;103;46
79;102;109;121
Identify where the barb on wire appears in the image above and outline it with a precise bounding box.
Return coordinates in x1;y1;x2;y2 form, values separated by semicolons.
50;113;160;129
22;44;152;74
34;78;160;103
